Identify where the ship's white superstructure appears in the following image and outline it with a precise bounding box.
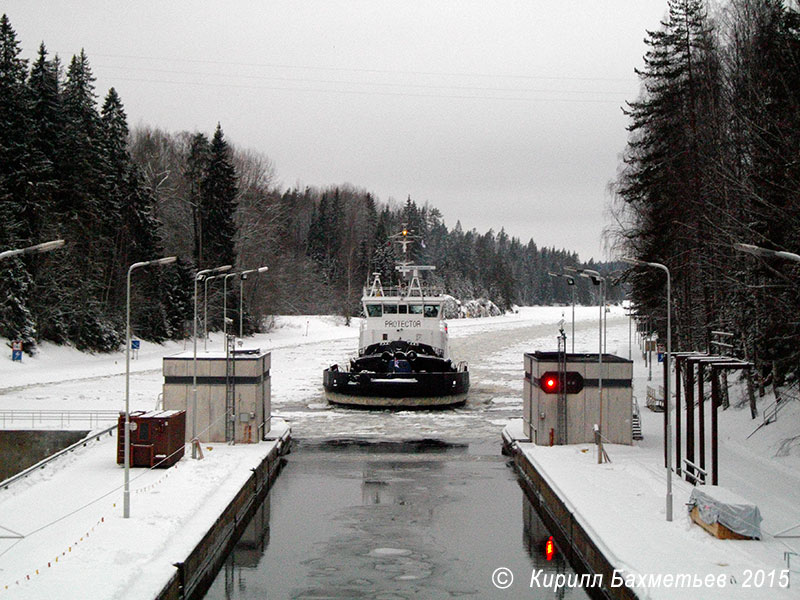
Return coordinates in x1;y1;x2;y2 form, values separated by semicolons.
322;227;469;408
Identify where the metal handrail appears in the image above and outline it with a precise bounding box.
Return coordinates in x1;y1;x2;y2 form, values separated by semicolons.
1;425;117;491
0;409;120;429
762;395;793;425
363;285;445;298
682;458;707;485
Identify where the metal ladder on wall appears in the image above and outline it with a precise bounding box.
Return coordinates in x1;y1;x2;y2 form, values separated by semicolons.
225;334;236;442
557;329;567;444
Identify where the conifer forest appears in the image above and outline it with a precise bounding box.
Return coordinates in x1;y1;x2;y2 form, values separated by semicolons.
2;0;800;393
609;0;800;385
0;14;618;355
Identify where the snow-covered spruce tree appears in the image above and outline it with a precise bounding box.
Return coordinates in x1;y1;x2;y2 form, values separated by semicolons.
100;88;171;341
722;0;800;382
0;14;38;351
370;206;396;286
25;46;73;345
25;43;61;246
186;132;210;269
199;124;238;329
159;257;193;339
56;50;121;351
612;0;721;352
200;124;238;270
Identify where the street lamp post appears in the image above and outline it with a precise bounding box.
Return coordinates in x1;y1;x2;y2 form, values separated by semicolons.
203;273;228;352
566;267;606;464
192;264;232;459
733;243;800;263
0;239;65;358
0;239;65;261
124;256;176;518
622;257;672;522
223;272;237;341
239;266;268;338
625;302;633;360
548;272;576;353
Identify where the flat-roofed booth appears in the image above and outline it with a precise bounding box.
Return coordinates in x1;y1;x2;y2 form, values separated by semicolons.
523;351;633;446
162;349;270;444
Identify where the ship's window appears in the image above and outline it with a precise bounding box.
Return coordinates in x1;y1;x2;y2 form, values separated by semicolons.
383;304;398;314
408;304;423;315
398;304;408;314
424;304;439;318
366;304;382;317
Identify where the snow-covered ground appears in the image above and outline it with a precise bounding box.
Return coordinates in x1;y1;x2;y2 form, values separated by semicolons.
0;420;289;600
0;305;606;439
1;305;798;598
506;327;800;599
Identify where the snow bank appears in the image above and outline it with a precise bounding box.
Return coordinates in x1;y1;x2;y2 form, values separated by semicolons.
0;421;289;600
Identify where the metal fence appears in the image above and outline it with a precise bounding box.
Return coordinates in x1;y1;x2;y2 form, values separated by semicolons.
0;410;120;429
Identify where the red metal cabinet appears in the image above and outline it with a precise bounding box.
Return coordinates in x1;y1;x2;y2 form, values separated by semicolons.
117;410;186;468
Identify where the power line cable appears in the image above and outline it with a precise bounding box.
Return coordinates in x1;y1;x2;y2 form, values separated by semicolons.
103;75;629;105
93;63;632;96
92;52;636;83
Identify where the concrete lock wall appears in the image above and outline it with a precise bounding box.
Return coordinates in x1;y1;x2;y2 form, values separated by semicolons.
162;350;271;444
524;352;632;446
0;430;89;481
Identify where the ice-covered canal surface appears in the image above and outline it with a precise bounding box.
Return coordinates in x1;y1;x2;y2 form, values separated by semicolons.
200;309;622;599
270;307;620;441
0;307;625;598
204;440;590;600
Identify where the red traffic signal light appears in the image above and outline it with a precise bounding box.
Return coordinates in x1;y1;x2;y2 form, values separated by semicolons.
538;371;584;394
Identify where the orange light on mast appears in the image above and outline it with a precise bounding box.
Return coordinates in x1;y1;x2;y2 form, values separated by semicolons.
545;536;555;561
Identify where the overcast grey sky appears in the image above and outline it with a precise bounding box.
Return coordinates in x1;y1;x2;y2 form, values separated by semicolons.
6;1;670;261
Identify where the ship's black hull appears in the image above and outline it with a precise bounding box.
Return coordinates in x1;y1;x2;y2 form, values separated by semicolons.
323;369;469;409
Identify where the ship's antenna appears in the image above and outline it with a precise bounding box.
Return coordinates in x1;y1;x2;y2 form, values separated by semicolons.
390;225;419;280
390;225;435;297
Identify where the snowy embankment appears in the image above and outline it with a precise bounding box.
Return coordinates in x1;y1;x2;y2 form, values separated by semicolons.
5;305;797;598
0;306;607;599
506;332;800;599
0;306;602;419
0;421;289;600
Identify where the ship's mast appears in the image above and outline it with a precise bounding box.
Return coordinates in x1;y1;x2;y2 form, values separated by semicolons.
390;226;435;297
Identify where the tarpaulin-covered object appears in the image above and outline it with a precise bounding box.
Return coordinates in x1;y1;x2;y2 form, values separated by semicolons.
688;486;762;540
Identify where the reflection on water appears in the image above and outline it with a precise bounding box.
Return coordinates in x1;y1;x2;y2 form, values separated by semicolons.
219;498;271;597
204;440;589;599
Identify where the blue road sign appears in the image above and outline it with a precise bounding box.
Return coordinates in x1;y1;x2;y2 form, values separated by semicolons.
658;352;664;363
131;340;140;350
12;350;22;362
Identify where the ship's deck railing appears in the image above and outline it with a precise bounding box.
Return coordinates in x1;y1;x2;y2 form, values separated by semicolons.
364;285;445;299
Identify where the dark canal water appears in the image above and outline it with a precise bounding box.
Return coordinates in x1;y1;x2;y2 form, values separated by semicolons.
204;439;589;600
